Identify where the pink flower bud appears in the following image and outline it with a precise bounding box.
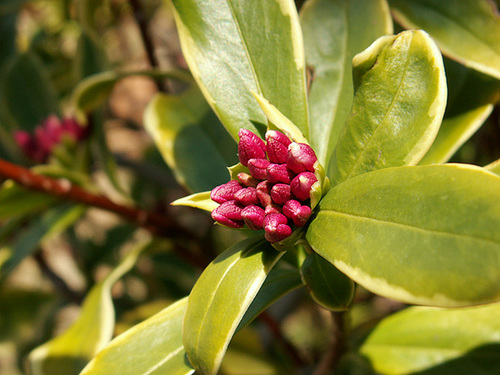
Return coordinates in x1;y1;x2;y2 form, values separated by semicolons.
264;213;292;243
266;163;294;184
211;201;244;228
238;129;266;166
265;130;291;164
237;172;259;187
256;181;273;207
248;158;270;180
287;142;318;174
61;117;88;140
290;172;318;201
283;200;312;227
241;205;265;230
270;183;291;205
210;180;243;203
265;204;282;215
234;187;260;206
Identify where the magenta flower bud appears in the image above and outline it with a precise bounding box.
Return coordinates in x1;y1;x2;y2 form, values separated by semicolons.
290;172;318;201
234;187;260;206
266;163;294;184
237;172;259;187
211;201;244;228
283;200;312;227
264;213;292;243
61;117;88;140
210;180;243;203
256;180;273;207
248;158;271;180
241;205;265;230
265;130;291;164
270;183;292;205
265;204;282;215
238;129;266;166
287;142;318;174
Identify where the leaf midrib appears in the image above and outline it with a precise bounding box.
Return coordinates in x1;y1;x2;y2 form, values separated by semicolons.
319;209;500;246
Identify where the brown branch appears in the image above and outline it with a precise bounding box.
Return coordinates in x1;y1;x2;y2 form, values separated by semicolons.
259;311;304;368
312;311;347;375
0;158;210;268
129;0;168;92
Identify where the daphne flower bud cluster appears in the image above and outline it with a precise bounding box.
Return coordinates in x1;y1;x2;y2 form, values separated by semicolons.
211;129;319;243
14;115;89;163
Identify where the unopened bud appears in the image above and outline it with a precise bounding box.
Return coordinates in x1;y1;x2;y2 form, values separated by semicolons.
265;204;282;215
238;129;266;166
237;172;259;187
234;187;260;206
283;200;312;227
270;183;291;205
287;142;318;174
241;205;265;230
211;201;244;228
266;130;291;164
256;180;273;206
266;163;294;184
291;172;318;201
210;180;243;203
248;158;271;180
264;213;292;243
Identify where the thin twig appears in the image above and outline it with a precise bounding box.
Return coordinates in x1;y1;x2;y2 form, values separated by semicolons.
0;158;210;268
129;0;168;92
259;310;304;368
312;311;347;375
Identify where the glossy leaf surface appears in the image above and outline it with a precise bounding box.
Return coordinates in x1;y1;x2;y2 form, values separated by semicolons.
29;239;150;375
81;298;194;375
330;30;446;185
0;204;85;277
390;0;500;80
144;87;237;193
486;159;500;175
183;235;283;375
421;58;500;164
307;164;500;307
300;252;354;311
171;0;309;139
360;303;500;374
300;0;392;167
171;191;218;212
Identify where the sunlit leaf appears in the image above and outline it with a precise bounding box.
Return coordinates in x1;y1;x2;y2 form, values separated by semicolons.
80;297;194;375
0;204;86;277
420;58;500;164
144;86;237;193
300;252;354;311
307;164;500;307
300;0;392;168
171;0;309;139
183;235;283;375
330;30;447;185
360;303;500;374
390;0;500;80
171;191;218;212
28;239;151;375
486;159;500;175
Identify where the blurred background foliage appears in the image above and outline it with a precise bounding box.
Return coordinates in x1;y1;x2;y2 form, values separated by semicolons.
0;1;499;374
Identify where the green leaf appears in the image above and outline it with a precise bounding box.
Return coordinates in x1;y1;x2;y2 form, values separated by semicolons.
80;297;194;375
360;303;500;375
28;239;151;375
171;0;309;139
307;164;500;307
389;0;500;80
238;267;303;330
486;159;500;175
0;204;86;277
171;191;218;212
329;30;447;186
300;0;392;168
74;30;108;80
0;51;60;131
420;58;500;164
72;69;192;120
300;252;354;311
0;180;58;220
183;235;283;375
144;87;237;193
